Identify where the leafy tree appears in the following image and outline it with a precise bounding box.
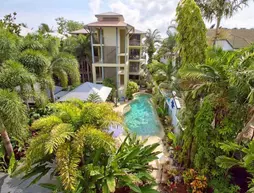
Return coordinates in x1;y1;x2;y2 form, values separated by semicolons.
0;27;20;63
0;89;28;156
126;81;139;100
145;29;161;64
102;78;116;101
38;23;52;34
0;12;21;35
176;0;207;65
56;17;84;34
157;31;176;62
195;0;250;45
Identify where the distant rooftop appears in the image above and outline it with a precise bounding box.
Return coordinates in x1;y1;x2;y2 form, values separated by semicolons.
130;29;145;34
95;12;123;17
70;28;89;34
207;28;254;49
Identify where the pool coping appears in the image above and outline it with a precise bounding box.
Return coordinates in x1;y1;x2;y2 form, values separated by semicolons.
123;92;165;138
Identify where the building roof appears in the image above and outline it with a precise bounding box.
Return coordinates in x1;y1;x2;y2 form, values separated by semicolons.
130;29;145;34
86;20;132;28
57;82;112;102
70;28;89;34
19;26;35;37
95;12;123;17
207;28;254;49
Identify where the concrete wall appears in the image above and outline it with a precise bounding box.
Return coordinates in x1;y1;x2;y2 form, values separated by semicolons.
103;28;116;46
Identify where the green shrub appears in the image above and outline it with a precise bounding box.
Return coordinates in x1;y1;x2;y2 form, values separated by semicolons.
126;81;139;99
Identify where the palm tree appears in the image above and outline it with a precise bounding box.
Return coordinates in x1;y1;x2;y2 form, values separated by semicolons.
19;40;80;102
0;89;27;156
19;101;122;191
145;29;161;64
38;23;52;34
195;0;250;45
0;60;37;106
0;27;20;63
86;92;102;103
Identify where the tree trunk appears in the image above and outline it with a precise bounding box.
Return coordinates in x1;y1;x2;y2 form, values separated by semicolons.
50;87;55;103
213;16;222;47
1;129;13;157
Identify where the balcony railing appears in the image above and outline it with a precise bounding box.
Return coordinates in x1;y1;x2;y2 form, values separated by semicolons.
129;39;141;46
129;66;139;73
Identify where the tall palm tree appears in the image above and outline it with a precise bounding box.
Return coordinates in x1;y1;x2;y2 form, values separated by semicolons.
0;89;28;156
195;0;250;45
38;23;52;34
0;60;37;106
145;29;161;64
19;42;80;102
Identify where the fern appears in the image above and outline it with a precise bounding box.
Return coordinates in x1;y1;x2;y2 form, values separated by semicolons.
45;123;74;154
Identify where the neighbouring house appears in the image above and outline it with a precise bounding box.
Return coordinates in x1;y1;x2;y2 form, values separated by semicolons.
69;29;93;83
84;12;146;97
56;82;112;102
207;28;254;50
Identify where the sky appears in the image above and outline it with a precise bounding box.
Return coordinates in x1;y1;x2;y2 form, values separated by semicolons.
1;0;254;37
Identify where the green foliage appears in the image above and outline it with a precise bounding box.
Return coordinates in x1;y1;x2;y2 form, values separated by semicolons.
176;0;207;65
0;12;21;35
0;27;20;63
86;92;103;103
17;100;158;192
145;29;161;64
38;23;52;34
126;81;139;100
103;78;116;101
56;17;84;34
0;89;28;138
209;177;240;193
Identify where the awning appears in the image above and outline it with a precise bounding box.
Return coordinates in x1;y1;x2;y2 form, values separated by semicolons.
57;82;112;102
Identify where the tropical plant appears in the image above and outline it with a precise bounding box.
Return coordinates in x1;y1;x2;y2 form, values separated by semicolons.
145;29;161;64
195;0;250;45
86;92;102;103
157;31;176;62
0;27;20;63
126;81;139;100
19;37;80;102
16;101;159;192
56;17;84;34
0;12;21;35
176;0;207;65
38;23;52;34
216;141;254;191
103;78;116;101
0;89;28;156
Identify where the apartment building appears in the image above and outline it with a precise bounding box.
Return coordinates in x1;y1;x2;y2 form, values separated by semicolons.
84;12;145;97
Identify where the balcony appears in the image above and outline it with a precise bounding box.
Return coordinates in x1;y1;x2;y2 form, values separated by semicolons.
129;48;140;60
129;63;139;73
129;39;141;46
129;34;141;46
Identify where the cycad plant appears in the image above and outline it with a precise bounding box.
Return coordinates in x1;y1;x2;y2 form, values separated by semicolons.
18;100;159;192
18;101;121;190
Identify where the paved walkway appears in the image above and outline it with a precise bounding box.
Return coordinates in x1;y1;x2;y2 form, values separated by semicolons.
0;172;53;193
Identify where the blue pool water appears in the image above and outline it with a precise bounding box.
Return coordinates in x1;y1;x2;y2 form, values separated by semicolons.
124;94;162;136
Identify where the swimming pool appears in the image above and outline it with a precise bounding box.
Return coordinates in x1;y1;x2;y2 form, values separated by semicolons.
124;94;162;136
